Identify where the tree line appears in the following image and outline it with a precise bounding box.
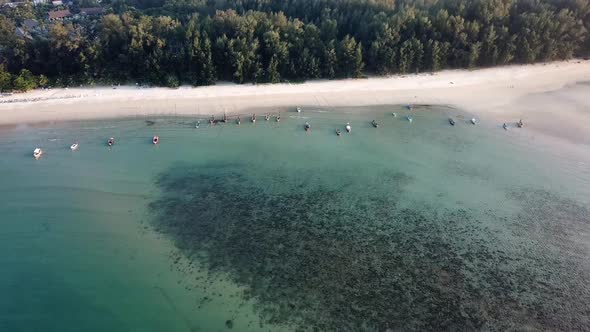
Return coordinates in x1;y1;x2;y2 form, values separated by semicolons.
0;0;588;91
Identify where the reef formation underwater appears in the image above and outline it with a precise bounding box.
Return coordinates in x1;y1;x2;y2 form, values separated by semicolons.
149;163;590;331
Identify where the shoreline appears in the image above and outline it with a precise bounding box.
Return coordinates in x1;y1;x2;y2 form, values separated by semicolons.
1;60;589;145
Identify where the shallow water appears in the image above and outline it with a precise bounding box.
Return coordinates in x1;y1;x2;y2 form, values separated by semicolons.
0;105;589;331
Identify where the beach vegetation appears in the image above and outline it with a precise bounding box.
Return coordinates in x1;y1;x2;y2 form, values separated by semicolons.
164;73;180;88
0;64;12;92
37;74;49;87
12;69;38;91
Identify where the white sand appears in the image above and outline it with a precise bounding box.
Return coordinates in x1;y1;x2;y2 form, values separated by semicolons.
1;60;590;143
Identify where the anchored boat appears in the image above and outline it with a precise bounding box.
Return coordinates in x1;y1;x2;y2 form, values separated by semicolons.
346;122;351;133
449;118;456;126
108;137;115;146
152;136;159;145
33;148;43;159
305;122;311;132
70;143;79;151
372;120;379;128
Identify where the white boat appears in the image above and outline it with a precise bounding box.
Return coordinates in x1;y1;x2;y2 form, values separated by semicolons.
70;143;79;151
392;112;397;117
152;135;159;145
33;148;43;159
305;122;311;132
296;107;302;113
108;137;115;146
471;118;477;125
345;122;351;133
252;114;256;123
407;116;413;123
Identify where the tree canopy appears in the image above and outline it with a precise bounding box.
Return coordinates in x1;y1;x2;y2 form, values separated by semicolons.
0;0;588;90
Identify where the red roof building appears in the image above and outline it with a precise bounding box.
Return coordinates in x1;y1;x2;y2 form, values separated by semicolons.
48;9;72;20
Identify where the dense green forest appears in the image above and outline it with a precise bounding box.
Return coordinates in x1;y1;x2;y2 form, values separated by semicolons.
0;0;589;90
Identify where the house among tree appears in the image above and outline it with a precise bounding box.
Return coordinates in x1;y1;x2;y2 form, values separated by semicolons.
2;0;27;8
79;7;104;16
48;9;72;20
24;19;40;31
13;19;39;40
18;19;46;38
15;27;32;40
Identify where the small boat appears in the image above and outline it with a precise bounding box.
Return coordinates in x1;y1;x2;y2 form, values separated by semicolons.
252;114;256;123
33;148;43;159
449;118;456;126
70;143;79;151
237;116;241;125
517;119;524;128
152;136;159;145
371;120;379;128
407;116;413;123
108;137;115;146
503;123;508;130
297;107;302;113
336;129;341;136
392;112;397;117
407;104;413;111
195;120;201;128
305;122;311;132
345;122;351;133
276;114;281;122
471;118;477;125
265;114;270;121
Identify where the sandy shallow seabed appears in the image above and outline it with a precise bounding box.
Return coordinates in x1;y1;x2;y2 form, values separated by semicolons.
1;60;589;145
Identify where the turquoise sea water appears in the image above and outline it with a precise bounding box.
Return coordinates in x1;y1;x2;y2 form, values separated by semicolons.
1;105;589;331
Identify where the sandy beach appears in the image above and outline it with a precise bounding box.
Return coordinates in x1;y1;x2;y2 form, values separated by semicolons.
1;60;589;144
